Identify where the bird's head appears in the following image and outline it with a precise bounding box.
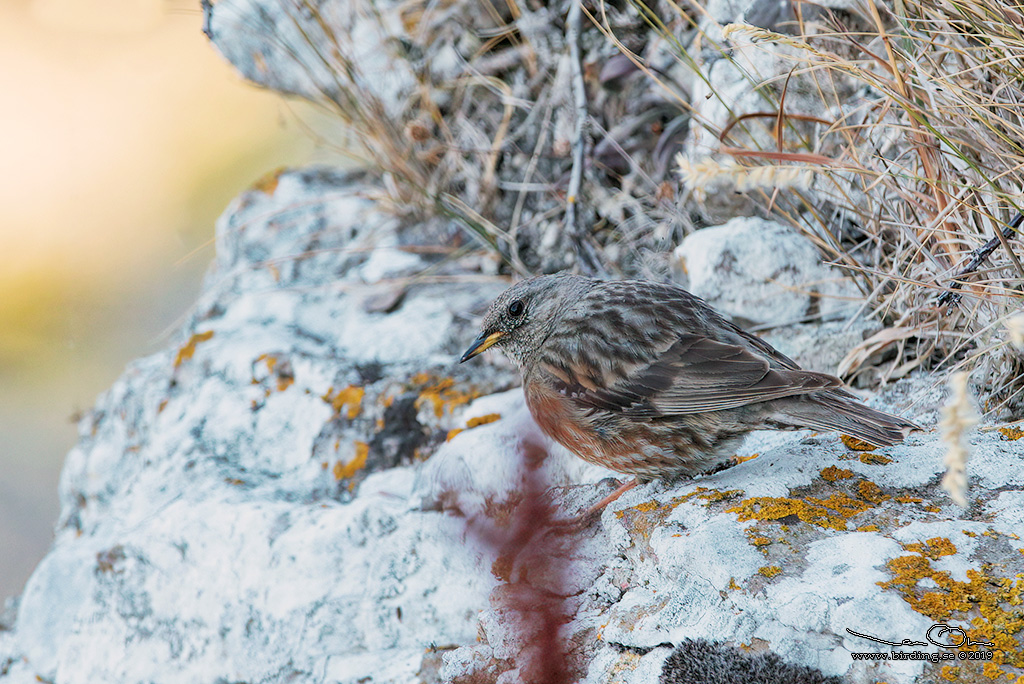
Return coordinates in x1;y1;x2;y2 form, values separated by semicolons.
459;273;592;370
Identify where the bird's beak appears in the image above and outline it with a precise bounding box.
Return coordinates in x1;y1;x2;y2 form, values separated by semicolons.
460;331;505;363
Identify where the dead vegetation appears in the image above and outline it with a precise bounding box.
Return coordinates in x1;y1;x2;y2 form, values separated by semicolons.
230;0;1024;415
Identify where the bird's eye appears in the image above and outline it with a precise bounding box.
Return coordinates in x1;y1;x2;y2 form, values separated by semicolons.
507;300;525;317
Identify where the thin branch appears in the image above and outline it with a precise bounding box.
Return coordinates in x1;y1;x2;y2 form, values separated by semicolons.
938;212;1024;307
564;0;605;277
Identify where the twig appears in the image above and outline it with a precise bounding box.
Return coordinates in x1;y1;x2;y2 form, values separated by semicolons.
938;212;1024;307
564;0;605;277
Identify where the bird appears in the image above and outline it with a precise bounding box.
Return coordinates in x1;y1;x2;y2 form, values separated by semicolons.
460;273;919;512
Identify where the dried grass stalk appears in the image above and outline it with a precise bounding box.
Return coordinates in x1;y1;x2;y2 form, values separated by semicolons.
939;371;977;508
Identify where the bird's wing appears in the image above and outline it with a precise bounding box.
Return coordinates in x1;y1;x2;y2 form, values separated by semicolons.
547;333;842;416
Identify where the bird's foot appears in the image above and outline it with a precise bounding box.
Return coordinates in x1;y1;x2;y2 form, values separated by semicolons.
549;478;639;530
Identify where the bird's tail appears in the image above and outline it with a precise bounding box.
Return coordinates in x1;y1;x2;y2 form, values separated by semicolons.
778;390;920;447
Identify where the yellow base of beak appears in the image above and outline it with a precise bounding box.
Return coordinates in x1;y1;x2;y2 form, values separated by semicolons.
460;330;505;363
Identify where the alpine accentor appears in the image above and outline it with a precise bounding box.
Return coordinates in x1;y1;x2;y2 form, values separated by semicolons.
460;273;918;489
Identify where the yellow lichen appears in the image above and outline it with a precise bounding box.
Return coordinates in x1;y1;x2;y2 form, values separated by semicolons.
879;539;1024;668
412;375;479;418
174;330;214;368
999;426;1024;441
466;413;501;428
857;524;880;532
252;168;284;194
445;412;503;442
858;480;888;505
678;486;744;505
859;452;892;465
622;501;663;515
322;385;364;419
727;494;871;531
841;435;876;451
748;533;773;547
903;537;957;560
939;665;960;681
821;465;854;482
759;566;782;578
333;441;369;481
728;577;741;591
255;354;294;391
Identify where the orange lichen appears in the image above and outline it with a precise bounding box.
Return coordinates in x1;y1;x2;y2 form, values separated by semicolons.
322;385;364;419
999;426;1024;441
896;495;923;504
678;486;743;505
446;412;503;441
612;500;674;521
252;168;284;194
748;533;772;547
759;566;782;578
333;441;369;481
727;494;871;531
414;375;479;418
939;665;960;681
467;413;501;428
841;435;876;451
857;524;880;532
858;480;889;505
879;537;1024;668
255;354;294;391
859;452;892;465
904;537;957;560
821;465;854;482
735;453;759;464
174;330;214;368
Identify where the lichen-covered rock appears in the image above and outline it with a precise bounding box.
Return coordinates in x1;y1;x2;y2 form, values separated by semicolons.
2;166;1022;684
672;216;861;326
0;168;520;683
428;409;1024;684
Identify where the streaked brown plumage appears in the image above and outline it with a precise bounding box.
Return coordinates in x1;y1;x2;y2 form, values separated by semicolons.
461;273;919;482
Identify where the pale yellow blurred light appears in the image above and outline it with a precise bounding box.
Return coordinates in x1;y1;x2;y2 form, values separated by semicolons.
0;0;321;601
0;2;308;284
30;0;164;35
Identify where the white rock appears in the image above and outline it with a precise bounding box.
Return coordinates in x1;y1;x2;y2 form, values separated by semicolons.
673;216;860;325
4;167;1022;684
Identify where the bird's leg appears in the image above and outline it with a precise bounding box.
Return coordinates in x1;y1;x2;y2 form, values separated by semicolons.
584;478;638;515
551;478;638;529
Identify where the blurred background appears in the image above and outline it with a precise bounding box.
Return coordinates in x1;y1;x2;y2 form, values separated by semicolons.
0;0;332;601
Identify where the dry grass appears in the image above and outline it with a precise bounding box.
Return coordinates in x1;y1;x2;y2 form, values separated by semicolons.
248;0;1024;413
660;0;1024;415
